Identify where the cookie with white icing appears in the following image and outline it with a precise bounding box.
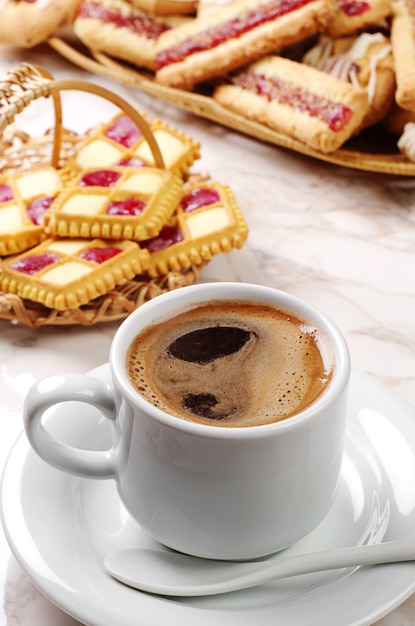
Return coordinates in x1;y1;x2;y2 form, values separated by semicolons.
0;0;81;47
303;32;395;130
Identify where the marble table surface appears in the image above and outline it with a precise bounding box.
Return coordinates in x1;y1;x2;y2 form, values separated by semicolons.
0;42;415;626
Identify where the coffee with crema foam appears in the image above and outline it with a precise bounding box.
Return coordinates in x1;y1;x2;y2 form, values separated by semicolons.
126;300;334;427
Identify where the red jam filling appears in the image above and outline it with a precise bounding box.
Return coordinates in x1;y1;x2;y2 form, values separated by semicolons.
180;188;220;212
26;196;55;226
155;0;313;69
141;225;183;251
80;247;122;263
231;70;353;132
78;1;171;40
107;198;146;216
79;170;122;187
337;0;370;16
11;253;59;275
105;115;143;148
0;184;13;202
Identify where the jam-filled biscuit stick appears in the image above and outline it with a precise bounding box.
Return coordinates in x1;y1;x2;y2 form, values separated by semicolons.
154;0;333;89
303;33;395;130
72;113;200;175
0;166;63;256
141;181;249;276
0;0;81;47
44;166;183;241
324;0;391;38
0;237;150;310
213;55;368;154
391;0;415;112
74;0;190;71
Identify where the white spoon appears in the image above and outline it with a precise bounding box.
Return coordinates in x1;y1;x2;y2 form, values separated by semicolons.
104;541;415;597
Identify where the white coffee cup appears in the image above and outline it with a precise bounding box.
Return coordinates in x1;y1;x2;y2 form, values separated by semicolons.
24;282;350;560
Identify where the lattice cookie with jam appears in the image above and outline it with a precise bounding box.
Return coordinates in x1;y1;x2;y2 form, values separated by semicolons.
141;181;249;276
0;237;150;310
73;113;200;175
0;166;64;257
44;165;183;241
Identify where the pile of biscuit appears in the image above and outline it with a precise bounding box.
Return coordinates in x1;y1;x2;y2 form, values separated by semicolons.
2;0;415;157
0;112;248;310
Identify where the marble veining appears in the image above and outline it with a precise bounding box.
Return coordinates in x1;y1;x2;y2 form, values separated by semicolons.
0;43;414;626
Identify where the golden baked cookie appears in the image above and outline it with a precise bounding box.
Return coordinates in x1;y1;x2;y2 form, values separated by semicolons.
44;166;183;241
141;181;249;276
72;112;200;175
397;121;415;161
324;0;391;38
0;0;81;47
196;0;240;16
129;0;197;15
74;0;190;71
391;0;415;112
154;0;333;89
213;55;369;154
0;237;150;310
382;100;415;135
0;166;63;256
303;32;395;130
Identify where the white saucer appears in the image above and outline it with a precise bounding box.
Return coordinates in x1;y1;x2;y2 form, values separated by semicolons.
2;365;415;626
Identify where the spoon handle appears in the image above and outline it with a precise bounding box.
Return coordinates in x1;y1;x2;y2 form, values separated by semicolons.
231;541;415;594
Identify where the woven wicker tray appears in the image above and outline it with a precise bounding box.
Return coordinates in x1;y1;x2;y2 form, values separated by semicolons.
47;35;415;177
0;64;204;328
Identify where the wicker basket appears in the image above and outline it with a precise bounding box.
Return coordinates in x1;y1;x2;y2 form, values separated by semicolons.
0;64;204;328
47;35;415;177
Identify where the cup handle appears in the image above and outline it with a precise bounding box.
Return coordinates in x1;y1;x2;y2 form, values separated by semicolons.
23;373;117;478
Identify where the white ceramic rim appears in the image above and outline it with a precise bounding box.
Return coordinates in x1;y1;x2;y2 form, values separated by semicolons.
110;282;351;439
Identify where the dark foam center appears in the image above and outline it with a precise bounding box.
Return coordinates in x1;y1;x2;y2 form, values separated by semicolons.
182;392;238;420
167;326;253;363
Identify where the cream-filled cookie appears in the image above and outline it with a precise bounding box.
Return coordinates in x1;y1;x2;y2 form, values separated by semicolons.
303;32;395;130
